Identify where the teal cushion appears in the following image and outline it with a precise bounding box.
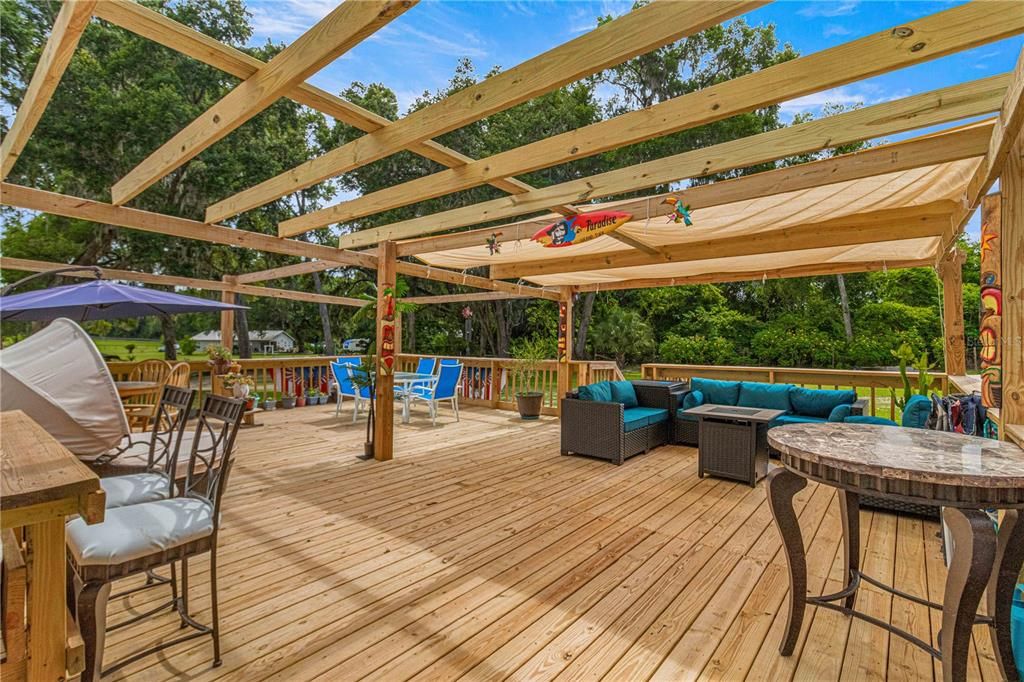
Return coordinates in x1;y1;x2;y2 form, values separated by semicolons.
691;378;740;406
578;381;613;402
845;415;899;426
789;387;857;418
901;395;932;429
682;390;704;410
828;404;853;422
738;382;793;412
609;381;639;408
768;414;827;429
623;406;664;432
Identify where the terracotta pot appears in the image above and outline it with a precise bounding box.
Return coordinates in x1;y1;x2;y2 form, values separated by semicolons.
296;395;306;407
515;392;544;420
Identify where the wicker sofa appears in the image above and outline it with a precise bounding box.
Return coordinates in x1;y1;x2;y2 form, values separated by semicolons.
561;380;677;465
673;378;868;446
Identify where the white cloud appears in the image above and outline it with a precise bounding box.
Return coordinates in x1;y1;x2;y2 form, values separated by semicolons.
372;23;489;59
823;23;852;38
780;87;865;114
248;0;338;41
797;1;860;19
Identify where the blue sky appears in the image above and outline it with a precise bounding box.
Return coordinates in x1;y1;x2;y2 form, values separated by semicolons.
242;0;1022;238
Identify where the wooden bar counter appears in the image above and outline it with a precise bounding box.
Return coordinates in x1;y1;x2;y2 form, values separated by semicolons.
1;410;105;681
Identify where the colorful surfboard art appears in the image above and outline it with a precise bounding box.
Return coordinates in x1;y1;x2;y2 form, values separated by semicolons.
530;211;632;248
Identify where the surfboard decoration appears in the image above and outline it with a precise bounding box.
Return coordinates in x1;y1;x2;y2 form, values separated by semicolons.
530;211;632;248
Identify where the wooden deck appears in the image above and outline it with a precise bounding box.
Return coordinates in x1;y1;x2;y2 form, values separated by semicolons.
103;403;1004;681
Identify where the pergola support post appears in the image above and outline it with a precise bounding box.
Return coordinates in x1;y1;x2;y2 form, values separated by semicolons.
220;275;236;353
1001;133;1023;430
374;241;397;461
939;248;967;376
556;287;574;415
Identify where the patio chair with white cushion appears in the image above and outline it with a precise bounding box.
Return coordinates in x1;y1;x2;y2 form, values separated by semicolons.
409;362;463;425
66;393;245;681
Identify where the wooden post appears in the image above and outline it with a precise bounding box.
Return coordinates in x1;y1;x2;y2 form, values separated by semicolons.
556;287;574;415
374;241;397;461
939;248;967;376
1001;133;1023;429
220;275;235;352
26;518;66;681
394;309;403;356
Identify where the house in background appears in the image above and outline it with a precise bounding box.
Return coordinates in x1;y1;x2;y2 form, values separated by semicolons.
191;330;297;354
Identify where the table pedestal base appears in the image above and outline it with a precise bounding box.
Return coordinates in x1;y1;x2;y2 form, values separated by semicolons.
767;467;1024;682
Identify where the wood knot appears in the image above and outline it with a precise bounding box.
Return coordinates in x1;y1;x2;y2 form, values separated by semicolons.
910;42;926;52
892;26;914;38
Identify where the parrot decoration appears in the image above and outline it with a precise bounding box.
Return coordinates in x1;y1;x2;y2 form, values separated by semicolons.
486;232;503;255
662;196;693;226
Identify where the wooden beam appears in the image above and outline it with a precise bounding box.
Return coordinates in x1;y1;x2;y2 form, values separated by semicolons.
396;120;993;257
92;1;575;217
0;183;377;269
606;232;665;257
491;202;956;280
110;0;411;205
282;1;1024;236
0;0;97;180
572;257;937;292
374;241;397;461
938;248;967;375
393;261;560;301
556;287;574;412
401;291;535;305
0;257;368;307
220;278;236;352
204;0;760;223
347;74;1007;248
233;260;345;284
1001;131;1023;430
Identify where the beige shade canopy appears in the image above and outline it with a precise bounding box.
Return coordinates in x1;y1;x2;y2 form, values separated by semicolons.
0;318;130;455
414;156;981;285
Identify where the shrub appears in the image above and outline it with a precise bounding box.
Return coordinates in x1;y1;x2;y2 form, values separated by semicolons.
658;334;735;365
179;338;198;355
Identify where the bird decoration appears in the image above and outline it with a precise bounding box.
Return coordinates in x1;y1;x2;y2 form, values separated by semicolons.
662;196;693;226
486;232;503;255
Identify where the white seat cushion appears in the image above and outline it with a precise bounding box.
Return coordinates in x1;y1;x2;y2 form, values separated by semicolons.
100;473;171;509
67;498;214;566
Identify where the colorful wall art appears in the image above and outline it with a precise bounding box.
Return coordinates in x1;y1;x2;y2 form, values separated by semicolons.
979;194;1002;409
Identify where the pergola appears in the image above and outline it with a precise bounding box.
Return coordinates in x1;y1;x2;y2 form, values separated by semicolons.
1;0;1022;465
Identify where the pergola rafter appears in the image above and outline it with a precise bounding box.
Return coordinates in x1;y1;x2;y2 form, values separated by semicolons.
0;0;97;180
339;73;1008;248
110;0;413;205
202;0;761;224
280;1;1024;237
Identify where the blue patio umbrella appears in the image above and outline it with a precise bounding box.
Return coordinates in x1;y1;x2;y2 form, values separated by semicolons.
0;278;247;321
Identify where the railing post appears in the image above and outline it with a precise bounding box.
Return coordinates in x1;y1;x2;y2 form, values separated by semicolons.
219;275;235;353
1000;132;1022;432
939;248;967;376
489;360;500;408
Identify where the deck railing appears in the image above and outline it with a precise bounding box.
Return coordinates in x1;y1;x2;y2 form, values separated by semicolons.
641;363;949;421
108;354;624;416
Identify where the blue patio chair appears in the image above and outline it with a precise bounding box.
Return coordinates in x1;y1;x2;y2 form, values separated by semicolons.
408;357;438;392
438;358;463;403
330;360;365;419
409;362;463;425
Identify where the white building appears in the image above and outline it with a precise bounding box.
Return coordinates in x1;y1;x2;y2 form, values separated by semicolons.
191;330;297;354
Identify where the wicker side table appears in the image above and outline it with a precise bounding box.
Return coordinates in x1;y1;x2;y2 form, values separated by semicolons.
684;404;784;487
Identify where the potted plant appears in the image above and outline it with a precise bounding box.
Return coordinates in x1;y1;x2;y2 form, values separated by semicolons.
246;393;259;411
221;372;254;400
317;390;328;405
280;392;296;409
509;338;549;420
263;394;277;411
890;342;936;411
306;386;319;406
206;345;233;375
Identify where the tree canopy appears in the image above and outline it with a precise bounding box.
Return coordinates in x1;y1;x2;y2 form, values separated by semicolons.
0;0;977;371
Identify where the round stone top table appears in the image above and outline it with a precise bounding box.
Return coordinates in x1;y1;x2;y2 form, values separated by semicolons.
769;423;1024;508
765;423;1024;682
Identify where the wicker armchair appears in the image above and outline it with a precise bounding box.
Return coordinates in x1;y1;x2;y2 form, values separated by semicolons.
560;381;674;465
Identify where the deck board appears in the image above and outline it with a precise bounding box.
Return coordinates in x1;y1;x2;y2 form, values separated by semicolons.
100;403;1002;681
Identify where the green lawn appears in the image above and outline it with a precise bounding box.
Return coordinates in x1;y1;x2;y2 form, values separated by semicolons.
92;338;295;362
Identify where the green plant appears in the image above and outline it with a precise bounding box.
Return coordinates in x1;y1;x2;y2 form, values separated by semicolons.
221;372;254;390
205;345;232;363
890;342;935;410
124;343;136;355
349;357;377;449
179;337;198;355
508;337;549;395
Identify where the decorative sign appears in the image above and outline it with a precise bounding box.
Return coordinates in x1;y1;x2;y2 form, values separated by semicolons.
486;232;503;255
379;287;396;376
979;196;1001;409
531;211;632;248
662;195;693;226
